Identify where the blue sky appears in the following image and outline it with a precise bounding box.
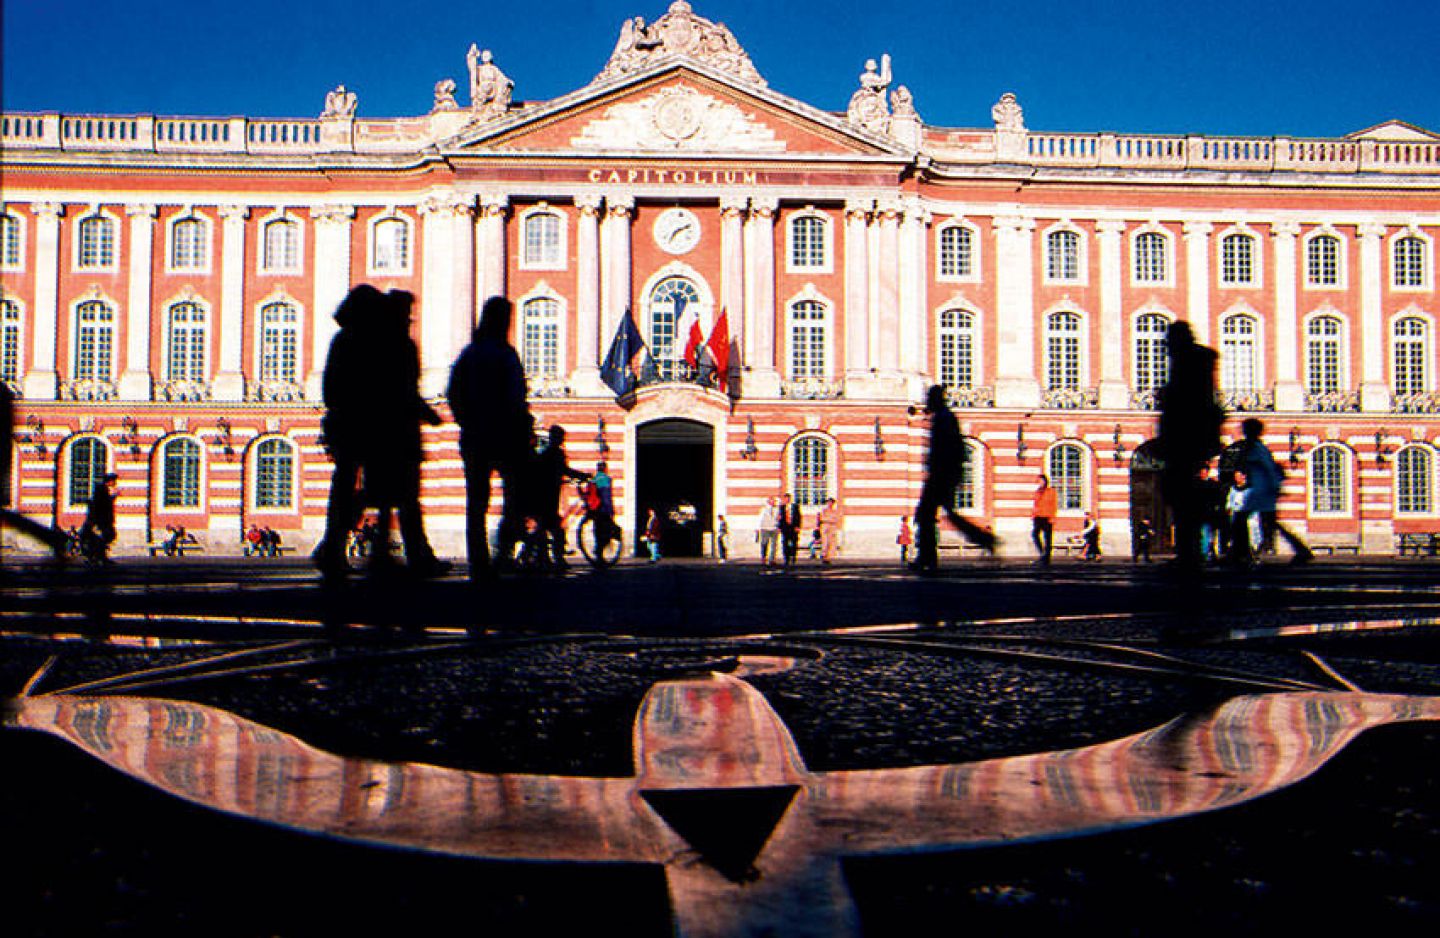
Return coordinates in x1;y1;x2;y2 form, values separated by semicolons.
4;0;1438;138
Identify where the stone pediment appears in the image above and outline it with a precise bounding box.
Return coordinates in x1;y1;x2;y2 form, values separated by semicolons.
446;62;911;159
1346;120;1440;142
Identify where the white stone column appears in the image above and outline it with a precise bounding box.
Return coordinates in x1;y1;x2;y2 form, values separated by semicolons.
743;197;779;396
23;202;62;400
572;192;605;395
448;197;476;374
1183;220;1212;345
475;194;508;315
898;197;928;389
874;200;903;381
1271;221;1303;411
993;215;1040;408
213;204;249;401
600;194;634;356
1358;221;1389;412
719;195;747;380
1096;219;1128;409
305;204;354;402
843;199;871;391
119;204;156;400
418;195;472;398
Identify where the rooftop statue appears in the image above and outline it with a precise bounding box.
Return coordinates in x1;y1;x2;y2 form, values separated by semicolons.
467;45;513;121
320;85;357;120
595;2;765;87
992;91;1025;133
846;54;892;136
432;78;458;112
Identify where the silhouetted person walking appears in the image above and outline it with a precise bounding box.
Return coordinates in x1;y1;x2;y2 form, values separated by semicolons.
316;284;386;579
778;494;802;568
80;473;118;564
448;296;533;580
1031;474;1057;565
1229;418;1314;566
0;383;69;566
365;290;446;577
533;425;587;569
912;384;996;573
1157;321;1223;571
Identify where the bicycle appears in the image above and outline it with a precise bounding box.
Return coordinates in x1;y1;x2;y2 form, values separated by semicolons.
573;480;622;569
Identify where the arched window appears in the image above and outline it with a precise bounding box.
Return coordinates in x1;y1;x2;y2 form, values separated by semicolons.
522;211;562;267
938;226;974;278
1220;233;1255;285
161;438;202;509
1220;314;1259;391
937;309;975;389
521;297;560;379
789;214;827;270
1;298;21;386
1393;236;1426;288
67;437;109;507
254;438;295;510
259;301;299;385
1133;231;1168;283
789;299;829;379
1133;313;1171;393
1393;316;1429;396
1044;312;1082;391
1306;234;1341;286
77;215;115;269
1048;443;1086;512
0;213;21;268
74;300;115;383
371;216;410;272
1309;445;1348;514
790;435;832;508
1305;315;1344;394
1046;229;1080;281
1396;446;1433;515
170;216;207;269
262;218;300;272
648;277;700;380
165;302;207;383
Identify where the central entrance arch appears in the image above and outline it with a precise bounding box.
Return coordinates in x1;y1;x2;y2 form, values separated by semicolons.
635;418;714;558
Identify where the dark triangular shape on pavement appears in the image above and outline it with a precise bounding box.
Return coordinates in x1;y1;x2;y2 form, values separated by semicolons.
640;785;800;882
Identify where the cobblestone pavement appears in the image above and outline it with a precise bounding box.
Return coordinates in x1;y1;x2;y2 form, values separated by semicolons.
3;556;1439;935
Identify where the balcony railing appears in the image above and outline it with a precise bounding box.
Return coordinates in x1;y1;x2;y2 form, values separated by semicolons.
1217;388;1275;412
1129;389;1161;411
779;377;844;400
59;379;116;402
527;378;574;398
1303;390;1361;413
156;379;211;403
248;380;304;403
1391;391;1440;414
945;385;995;408
1040;386;1099;409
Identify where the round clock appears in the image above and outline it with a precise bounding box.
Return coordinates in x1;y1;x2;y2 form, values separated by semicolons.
654;207;700;255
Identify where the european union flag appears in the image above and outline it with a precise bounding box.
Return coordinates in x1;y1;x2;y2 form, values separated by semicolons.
601;308;655;397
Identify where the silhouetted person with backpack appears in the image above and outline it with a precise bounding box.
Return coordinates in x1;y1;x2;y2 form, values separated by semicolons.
1156;321;1223;571
448;296;533;580
911;384;996;573
365;289;447;578
1229;417;1314;566
315;284;385;579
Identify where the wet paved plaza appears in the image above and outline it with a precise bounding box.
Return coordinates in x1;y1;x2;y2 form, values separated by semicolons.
3;556;1440;935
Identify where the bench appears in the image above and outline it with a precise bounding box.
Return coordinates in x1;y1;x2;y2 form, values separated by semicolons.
1396;532;1440;557
244;544;296;558
147;541;205;557
1308;535;1362;556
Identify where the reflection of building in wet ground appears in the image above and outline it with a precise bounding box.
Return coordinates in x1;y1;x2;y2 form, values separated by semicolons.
4;7;1440;563
13;654;1439;938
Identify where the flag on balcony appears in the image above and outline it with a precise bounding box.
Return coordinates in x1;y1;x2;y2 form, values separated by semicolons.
704;308;731;389
601;308;655;397
678;295;704;368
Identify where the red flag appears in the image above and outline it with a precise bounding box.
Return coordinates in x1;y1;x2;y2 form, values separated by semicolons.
705;308;730;380
682;310;704;367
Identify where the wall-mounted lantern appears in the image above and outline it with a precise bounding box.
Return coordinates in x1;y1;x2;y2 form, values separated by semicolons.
120;417;141;456
595;415;609;455
742;417;758;460
1375;428;1391;465
1112;424;1126;465
873;417;885;460
1015;423;1028;462
24;415;46;456
1288;427;1304;467
216;418;235;460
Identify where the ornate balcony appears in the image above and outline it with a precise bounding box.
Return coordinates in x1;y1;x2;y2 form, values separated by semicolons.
1391;392;1440;414
249;380;304;403
528;378;574;399
1129;389;1161;411
1217;388;1275;412
779;377;844;400
1040;386;1099;409
1303;390;1361;413
945;385;995;408
59;379;116;402
156;379;211;402
636;362;725;392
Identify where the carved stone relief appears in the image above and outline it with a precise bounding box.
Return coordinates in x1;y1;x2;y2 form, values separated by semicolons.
595;2;765;87
572;86;784;152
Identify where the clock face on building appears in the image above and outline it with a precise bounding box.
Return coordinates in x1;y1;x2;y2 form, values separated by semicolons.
653;207;700;255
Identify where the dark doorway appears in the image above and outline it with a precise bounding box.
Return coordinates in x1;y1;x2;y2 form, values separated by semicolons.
1129;441;1174;554
635;419;714;558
